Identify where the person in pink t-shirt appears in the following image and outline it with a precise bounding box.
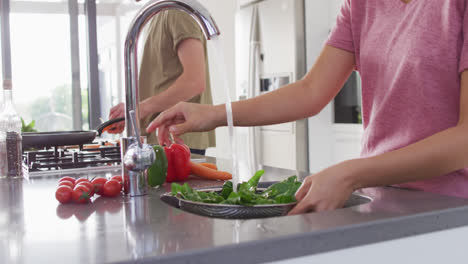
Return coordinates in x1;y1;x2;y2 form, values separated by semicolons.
146;0;468;214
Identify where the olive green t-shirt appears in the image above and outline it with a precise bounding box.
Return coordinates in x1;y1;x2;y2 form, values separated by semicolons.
138;10;215;149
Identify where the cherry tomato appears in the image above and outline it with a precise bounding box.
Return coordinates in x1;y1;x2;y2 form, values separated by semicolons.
58;180;74;189
76;182;95;197
103;180;122;197
56;185;73;204
75;178;90;185
72;185;91;203
110;175;123;187
91;177;107;195
58;176;76;185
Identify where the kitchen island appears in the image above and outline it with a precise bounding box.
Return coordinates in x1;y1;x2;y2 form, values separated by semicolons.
2;157;468;264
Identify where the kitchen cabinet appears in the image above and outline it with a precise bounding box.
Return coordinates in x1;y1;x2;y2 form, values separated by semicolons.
273;225;468;264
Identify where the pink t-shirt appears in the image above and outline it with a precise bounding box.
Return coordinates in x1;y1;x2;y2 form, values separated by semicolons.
327;0;468;198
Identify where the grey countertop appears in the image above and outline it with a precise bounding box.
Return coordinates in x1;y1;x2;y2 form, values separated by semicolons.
2;158;468;264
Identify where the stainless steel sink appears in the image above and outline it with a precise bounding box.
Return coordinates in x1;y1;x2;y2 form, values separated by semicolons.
343;193;372;208
161;182;372;219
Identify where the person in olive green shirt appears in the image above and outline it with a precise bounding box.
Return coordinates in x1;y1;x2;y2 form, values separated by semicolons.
108;9;215;154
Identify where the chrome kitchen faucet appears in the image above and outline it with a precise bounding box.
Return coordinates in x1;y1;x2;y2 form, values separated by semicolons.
122;0;220;196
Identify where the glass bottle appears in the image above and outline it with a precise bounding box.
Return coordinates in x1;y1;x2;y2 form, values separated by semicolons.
0;79;23;178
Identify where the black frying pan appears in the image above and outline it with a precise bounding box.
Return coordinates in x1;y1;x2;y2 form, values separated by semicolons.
22;117;125;149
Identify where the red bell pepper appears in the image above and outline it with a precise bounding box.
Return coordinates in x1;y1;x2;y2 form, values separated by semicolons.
164;143;191;182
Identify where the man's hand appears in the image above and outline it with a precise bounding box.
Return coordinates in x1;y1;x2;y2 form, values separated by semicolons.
107;102;125;134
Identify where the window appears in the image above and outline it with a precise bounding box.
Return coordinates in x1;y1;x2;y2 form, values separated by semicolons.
10;12;75;131
7;0;89;131
3;0;144;134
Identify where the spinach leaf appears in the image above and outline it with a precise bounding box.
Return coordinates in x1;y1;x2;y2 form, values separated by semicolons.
221;191;241;205
197;191;225;203
221;181;233;199
170;170;302;206
237;169;265;192
261;175;301;200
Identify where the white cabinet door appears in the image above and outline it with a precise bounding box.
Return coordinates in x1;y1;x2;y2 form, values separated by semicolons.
272;225;468;264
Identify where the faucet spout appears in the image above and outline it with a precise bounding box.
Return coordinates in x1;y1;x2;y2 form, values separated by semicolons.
123;0;220;138
121;0;220;196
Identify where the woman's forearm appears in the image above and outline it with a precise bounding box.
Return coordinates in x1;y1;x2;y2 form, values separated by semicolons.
210;80;313;128
231;79;317;126
212;78;335;128
215;45;356;127
351;124;468;190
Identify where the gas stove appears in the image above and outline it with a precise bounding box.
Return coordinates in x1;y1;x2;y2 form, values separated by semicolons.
23;141;122;177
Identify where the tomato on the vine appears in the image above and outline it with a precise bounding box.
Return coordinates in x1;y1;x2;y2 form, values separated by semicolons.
103;180;121;197
76;182;95;197
72;185;91;203
58;176;76;185
58;180;74;189
110;175;123;187
56;185;73;204
91;177;107;195
75;178;90;185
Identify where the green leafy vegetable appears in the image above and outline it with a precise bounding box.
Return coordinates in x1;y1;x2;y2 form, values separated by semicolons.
220;181;233;199
261;176;301;199
237;169;264;193
21;118;38;133
170;170;302;206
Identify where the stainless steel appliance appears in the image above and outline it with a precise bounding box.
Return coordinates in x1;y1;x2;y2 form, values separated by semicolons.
21;117;125;177
22;141;121;177
236;0;308;174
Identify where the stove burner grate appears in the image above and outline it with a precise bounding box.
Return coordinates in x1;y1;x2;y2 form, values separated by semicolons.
23;143;121;173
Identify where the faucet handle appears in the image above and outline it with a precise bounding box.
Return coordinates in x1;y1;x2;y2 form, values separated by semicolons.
123;142;155;172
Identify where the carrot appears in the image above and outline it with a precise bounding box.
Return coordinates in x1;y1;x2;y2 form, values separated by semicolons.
190;161;232;181
199;162;218;170
84;144;100;149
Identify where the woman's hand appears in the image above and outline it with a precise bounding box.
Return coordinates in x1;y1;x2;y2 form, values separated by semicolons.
146;102;224;146
288;160;361;215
